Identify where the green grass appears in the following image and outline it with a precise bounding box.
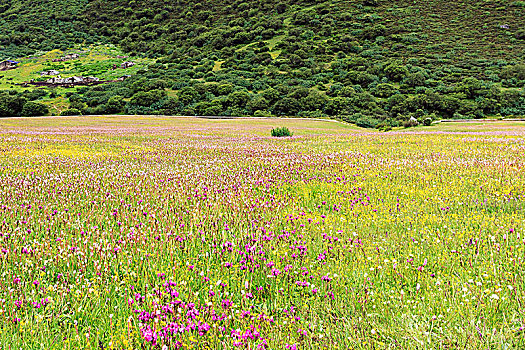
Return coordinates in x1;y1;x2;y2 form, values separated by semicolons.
0;117;524;348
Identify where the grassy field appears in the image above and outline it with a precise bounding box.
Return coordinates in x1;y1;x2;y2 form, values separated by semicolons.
0;117;524;349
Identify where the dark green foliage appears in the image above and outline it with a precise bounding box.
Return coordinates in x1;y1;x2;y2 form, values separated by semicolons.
0;0;100;59
0;91;51;117
21;102;49;117
129;90;166;108
271;126;292;137
355;114;379;129
384;62;409;82
0;93;27;118
105;96;125;114
60;108;81;116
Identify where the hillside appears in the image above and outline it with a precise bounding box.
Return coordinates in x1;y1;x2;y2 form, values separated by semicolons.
0;0;524;126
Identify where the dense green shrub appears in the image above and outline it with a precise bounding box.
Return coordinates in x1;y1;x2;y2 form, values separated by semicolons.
21;102;49;117
0;93;27;118
271;126;293;137
60;108;82;116
355;114;379;129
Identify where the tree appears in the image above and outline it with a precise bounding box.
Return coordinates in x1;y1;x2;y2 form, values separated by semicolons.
273;97;300;116
0;94;27;118
226;91;250;108
60;108;82;116
456;77;483;99
129;90;166;107
262;88;280;104
247;95;269;112
178;87;200;105
384;62;408;82
405;72;426;87
21;102;49;117
300;91;328;111
325;97;352;116
372;83;397;98
105;96;125;114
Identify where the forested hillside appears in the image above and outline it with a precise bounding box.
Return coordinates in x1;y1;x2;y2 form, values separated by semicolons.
0;0;524;126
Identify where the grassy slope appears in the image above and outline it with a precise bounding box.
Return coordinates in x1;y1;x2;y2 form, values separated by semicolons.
83;0;524;65
0;45;152;89
0;45;154;114
0;0;96;59
2;0;523;65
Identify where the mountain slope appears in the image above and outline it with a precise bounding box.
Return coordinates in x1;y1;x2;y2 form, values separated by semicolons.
0;0;524;124
84;0;524;62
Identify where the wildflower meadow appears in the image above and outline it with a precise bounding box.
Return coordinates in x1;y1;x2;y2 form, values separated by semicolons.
0;117;524;349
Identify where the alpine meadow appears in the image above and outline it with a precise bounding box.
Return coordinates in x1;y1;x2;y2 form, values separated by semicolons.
0;0;524;349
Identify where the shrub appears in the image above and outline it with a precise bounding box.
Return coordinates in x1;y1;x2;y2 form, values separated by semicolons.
105;96;125;114
372;83;397;97
355;115;379;129
423;117;433;126
129;90;167;107
60;108;82;116
254;110;271;117
271;127;293;137
21;102;49;117
384;62;409;82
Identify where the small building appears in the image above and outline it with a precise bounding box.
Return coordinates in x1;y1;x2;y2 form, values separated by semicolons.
0;60;19;71
121;61;135;69
46;76;64;84
63;76;84;84
83;76;100;83
52;53;80;62
41;70;60;76
41;75;102;86
64;53;80;60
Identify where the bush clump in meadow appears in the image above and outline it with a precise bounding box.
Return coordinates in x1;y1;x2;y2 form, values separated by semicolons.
60;108;82;116
21;102;49;117
271;126;293;137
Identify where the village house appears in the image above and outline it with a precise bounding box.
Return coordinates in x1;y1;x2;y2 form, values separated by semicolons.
0;60;19;71
41;70;60;76
63;76;84;84
121;61;135;69
52;53;80;62
83;76;100;83
46;76;64;84
64;53;80;60
45;76;100;85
